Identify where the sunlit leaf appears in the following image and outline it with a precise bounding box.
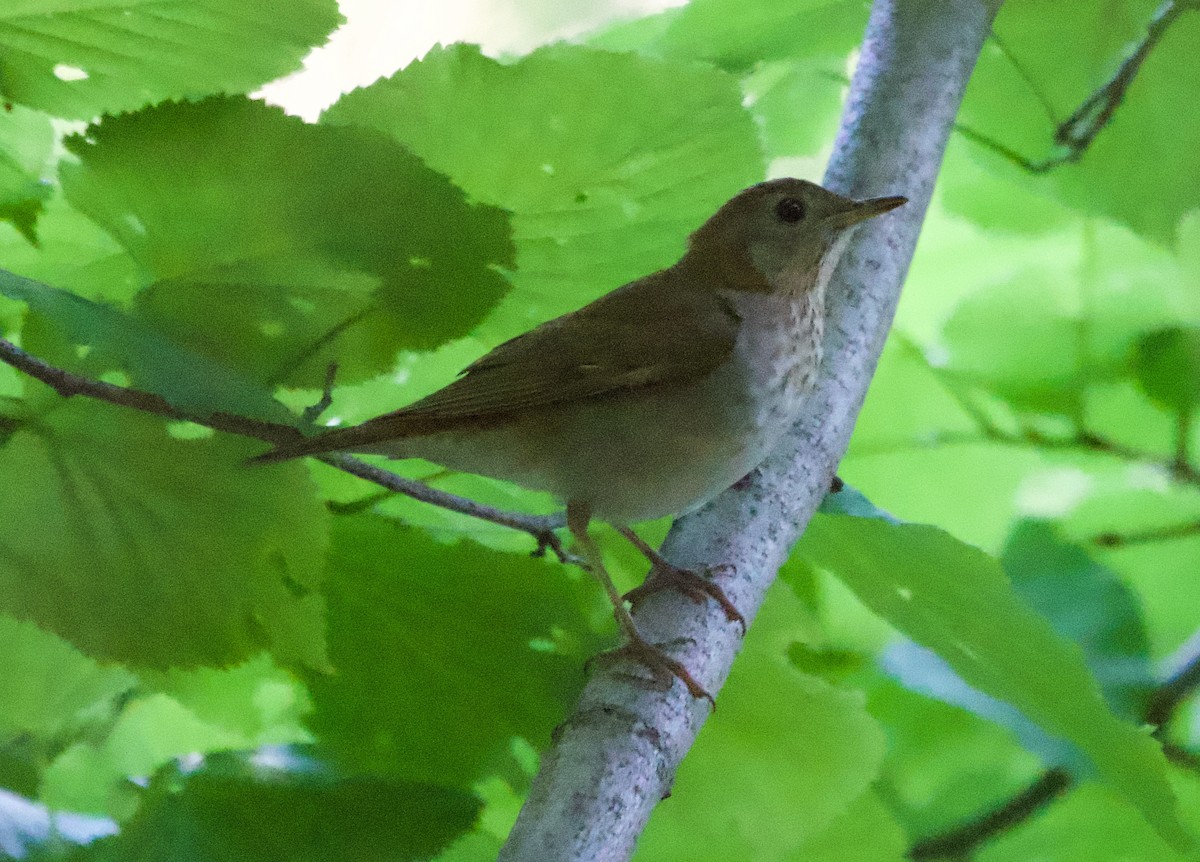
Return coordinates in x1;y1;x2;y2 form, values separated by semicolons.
0;0;342;118
60;97;515;388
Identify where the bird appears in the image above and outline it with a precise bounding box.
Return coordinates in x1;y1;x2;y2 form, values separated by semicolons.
252;178;906;702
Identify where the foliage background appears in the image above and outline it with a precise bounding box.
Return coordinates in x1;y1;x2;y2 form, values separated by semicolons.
1;0;1199;859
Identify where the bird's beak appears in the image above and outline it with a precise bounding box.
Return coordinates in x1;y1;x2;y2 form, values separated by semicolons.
825;195;907;229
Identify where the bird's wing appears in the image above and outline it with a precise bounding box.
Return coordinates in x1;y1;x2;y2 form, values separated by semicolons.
252;269;741;461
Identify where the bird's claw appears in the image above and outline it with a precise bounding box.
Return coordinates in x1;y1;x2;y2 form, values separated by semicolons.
589;636;714;707
624;562;745;634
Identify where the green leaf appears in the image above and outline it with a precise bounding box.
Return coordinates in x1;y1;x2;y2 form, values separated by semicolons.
782;790;908;862
1131;326;1200;415
938;220;1199;416
41;695;247;814
846;339;980;455
937;134;1074;236
0;193;141;302
1001;520;1154;721
590;0;867;73
0;614;135;741
0;0;342;118
305;516;604;788
881;520;1156;760
0;103;53;242
36;656;311;816
60;96;515;388
323;43;762;345
147;654;314;749
634;585;886;861
745;59;846;159
864;679;1041;841
794;514;1192;852
585;0;862;158
0;269;292;422
951;2;1200;243
0;402;331;671
941;267;1085;416
84;755;480;862
978;780;1195;862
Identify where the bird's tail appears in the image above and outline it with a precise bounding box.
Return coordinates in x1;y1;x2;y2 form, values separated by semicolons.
247;424;386;466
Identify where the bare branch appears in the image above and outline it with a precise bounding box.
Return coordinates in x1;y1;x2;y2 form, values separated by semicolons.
497;2;1003;859
0;329;568;558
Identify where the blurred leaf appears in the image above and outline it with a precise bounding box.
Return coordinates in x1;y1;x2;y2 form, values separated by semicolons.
589;0;866;72
83;756;479;862
147;654;313;749
950;2;1200;243
0;0;342;119
323;43;762;347
978;780;1195;862
635;585;886;861
0;103;53;242
793;514;1191;851
305;516;603;789
37;656;311;817
1002;520;1154;720
0;194;141;303
0;614;134;749
867;679;1042;840
842;443;1047;551
782;790;908;862
744;59;847;158
41;695;246;814
938;133;1074;235
941;268;1085;416
939;220;1199;417
0;402;331;671
60;97;515;388
1131;326;1200;415
848;339;980;455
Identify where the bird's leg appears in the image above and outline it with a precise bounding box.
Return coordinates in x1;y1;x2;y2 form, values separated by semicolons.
618;526;745;634
567;502;713;705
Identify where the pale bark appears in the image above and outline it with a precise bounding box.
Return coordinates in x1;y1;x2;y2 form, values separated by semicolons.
497;2;1004;860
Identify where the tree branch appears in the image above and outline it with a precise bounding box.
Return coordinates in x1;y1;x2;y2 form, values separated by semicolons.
909;633;1200;859
496;2;1004;859
0;330;569;560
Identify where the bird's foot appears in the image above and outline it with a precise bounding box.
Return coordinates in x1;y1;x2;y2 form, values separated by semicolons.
590;635;714;706
624;562;745;634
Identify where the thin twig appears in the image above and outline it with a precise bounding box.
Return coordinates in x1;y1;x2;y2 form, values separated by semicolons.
1051;0;1193;161
319;452;571;562
1146;634;1200;731
1174;411;1193;476
266;307;373;388
908;635;1200;859
0;337;299;443
1093;520;1200;548
881;340;1200;489
960;0;1198;173
909;770;1073;861
301;362;339;426
0;333;570;558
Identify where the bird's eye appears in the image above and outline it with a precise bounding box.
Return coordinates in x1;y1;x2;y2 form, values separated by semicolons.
775;197;806;223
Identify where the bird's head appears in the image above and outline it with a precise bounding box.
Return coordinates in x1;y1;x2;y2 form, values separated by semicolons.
684;178;906;295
